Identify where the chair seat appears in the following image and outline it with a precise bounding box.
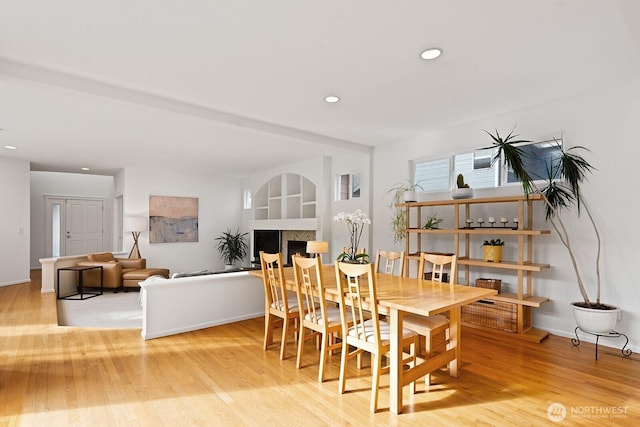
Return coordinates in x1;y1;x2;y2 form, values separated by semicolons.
347;319;417;343
305;306;352;327
403;314;449;333
271;297;300;313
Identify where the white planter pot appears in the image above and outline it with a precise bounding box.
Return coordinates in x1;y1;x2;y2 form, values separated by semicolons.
571;302;620;334
451;188;473;199
403;190;418;202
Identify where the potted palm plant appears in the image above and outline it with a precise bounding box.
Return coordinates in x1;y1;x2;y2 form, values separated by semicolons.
486;128;618;334
387;180;424;243
215;228;249;270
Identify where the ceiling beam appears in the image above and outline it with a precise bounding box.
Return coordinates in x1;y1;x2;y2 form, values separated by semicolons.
0;58;372;154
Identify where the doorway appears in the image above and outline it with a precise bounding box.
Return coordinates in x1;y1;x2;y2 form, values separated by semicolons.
45;197;105;257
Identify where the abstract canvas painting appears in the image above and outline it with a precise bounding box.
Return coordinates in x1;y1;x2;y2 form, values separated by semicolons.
149;196;198;243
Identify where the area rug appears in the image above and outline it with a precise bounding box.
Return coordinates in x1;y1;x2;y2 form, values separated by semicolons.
57;291;142;328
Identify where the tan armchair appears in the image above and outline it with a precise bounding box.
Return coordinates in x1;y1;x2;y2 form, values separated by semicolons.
76;252;146;289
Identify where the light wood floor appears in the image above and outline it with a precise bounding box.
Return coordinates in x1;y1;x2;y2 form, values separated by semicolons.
1;271;638;426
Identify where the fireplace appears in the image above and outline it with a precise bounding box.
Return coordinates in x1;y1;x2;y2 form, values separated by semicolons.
253;230;281;261
251;228;316;265
286;240;308;265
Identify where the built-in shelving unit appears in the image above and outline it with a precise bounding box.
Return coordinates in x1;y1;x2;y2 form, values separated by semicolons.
255;173;316;220
400;194;551;342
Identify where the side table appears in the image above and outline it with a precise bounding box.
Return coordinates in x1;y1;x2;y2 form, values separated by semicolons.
57;265;103;300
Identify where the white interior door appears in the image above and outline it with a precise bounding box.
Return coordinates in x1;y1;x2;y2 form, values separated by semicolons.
65;199;104;256
45;197;105;257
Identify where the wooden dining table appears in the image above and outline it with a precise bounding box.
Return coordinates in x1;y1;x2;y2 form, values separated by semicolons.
250;264;496;414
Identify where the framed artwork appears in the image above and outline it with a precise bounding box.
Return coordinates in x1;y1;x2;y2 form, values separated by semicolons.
149;196;199;243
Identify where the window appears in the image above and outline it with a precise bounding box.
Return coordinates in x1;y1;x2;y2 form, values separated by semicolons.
336;173;361;200
412;136;563;191
336;174;350;201
473;148;493;170
243;189;252;210
454;149;500;189
413;158;450;191
505;139;563;184
351;173;361;198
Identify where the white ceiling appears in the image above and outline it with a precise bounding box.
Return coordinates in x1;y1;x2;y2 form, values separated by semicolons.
1;0;639;176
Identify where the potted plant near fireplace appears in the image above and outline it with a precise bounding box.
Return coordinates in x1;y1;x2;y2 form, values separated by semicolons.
215;228;249;270
486;128;618;334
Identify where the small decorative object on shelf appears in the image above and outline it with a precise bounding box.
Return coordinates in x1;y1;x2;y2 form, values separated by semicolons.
465;218;474;228
500;217;508;227
422;213;443;229
476;278;502;293
334;209;371;263
477;217;485;226
483;239;504;262
452;174;473;199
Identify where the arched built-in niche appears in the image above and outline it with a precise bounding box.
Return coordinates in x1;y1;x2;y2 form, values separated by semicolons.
254;173;316;220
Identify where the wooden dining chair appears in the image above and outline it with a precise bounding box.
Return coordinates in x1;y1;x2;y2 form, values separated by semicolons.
335;261;418;412
403;252;457;389
374;249;405;276
292;255;351;382
260;251;300;360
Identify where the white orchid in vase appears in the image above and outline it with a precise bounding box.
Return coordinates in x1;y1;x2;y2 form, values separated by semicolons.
333;209;371;263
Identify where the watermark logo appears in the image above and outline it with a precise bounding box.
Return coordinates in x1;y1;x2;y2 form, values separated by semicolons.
547;402;628;422
547;402;567;422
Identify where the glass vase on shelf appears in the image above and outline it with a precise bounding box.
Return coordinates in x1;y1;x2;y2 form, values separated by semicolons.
334;209;371;264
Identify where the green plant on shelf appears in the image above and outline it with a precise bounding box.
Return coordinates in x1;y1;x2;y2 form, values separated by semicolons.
483;238;505;246
422;214;444;229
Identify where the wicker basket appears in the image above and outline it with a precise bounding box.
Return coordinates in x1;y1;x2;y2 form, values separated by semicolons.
475;278;502;293
461;299;517;332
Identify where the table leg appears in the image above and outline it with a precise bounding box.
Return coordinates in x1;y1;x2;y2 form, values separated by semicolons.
78;269;85;299
99;266;103;295
448;306;461;377
389;308;403;415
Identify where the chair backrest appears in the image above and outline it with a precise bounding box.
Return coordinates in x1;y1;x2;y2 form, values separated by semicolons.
259;251;289;312
374;250;405;276
335;262;381;346
417;252;457;284
292;255;327;325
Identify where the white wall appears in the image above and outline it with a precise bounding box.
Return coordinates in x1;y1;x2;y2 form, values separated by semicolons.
29;171;115;268
0;156;30;286
123;167;242;274
372;78;640;350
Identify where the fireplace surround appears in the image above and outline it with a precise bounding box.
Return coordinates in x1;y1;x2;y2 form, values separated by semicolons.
252;229;316;265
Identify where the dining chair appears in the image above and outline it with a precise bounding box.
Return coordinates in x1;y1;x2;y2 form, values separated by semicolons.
335;261;417;412
292;255;351;382
374;249;405;276
260;251;300;360
403;252;457;389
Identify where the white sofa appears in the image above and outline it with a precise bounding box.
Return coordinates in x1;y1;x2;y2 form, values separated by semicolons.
139;270;265;340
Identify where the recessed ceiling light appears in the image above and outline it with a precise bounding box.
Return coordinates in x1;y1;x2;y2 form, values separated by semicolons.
81;167;91;171
4;145;17;150
324;95;340;103
420;48;442;60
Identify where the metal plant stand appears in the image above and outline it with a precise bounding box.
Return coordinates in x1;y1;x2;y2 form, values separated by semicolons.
571;326;632;360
